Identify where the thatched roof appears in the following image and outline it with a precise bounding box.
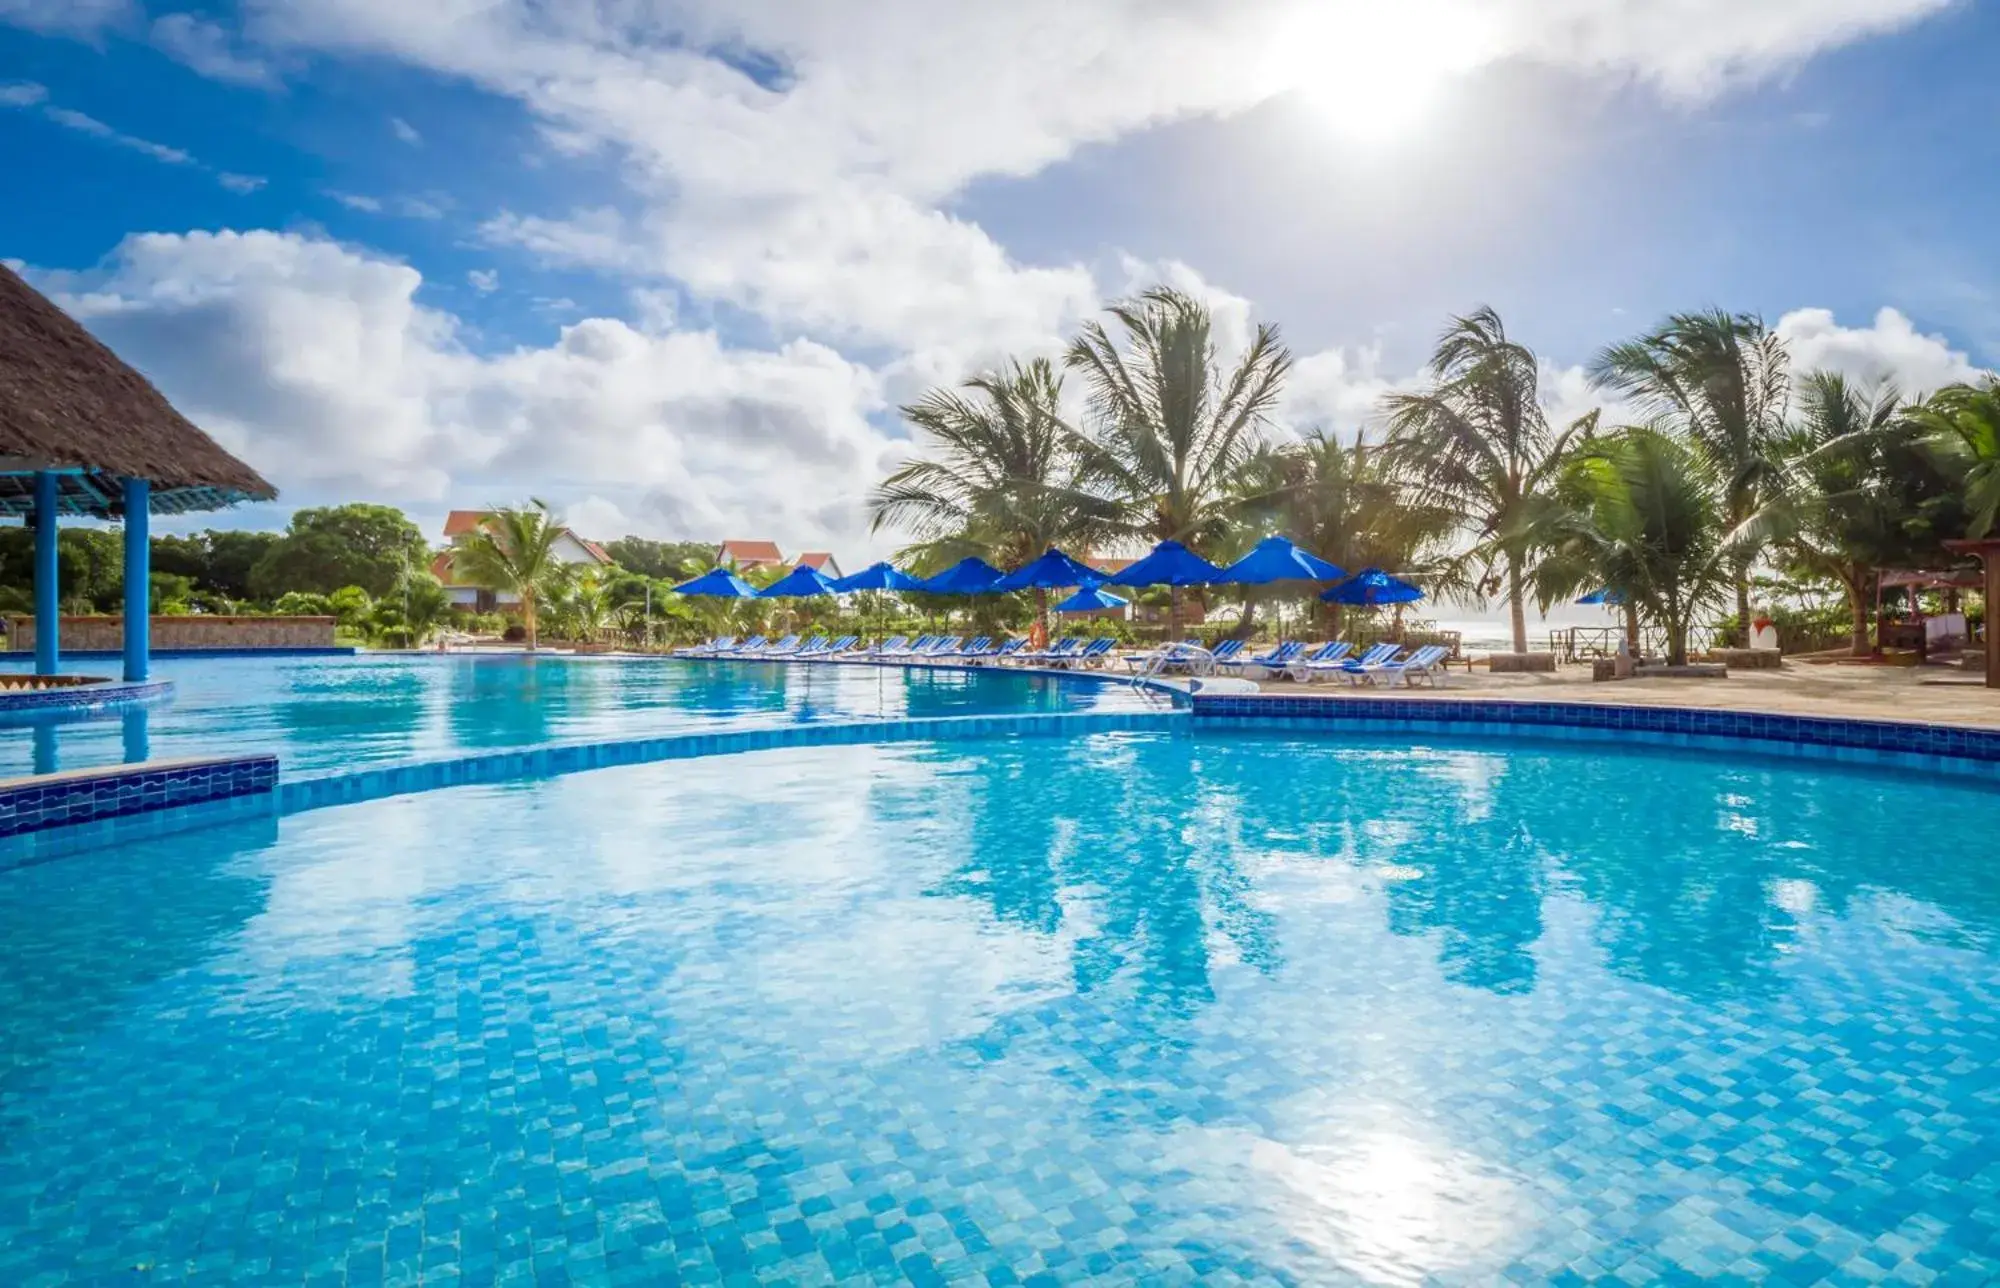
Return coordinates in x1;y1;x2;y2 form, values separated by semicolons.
0;260;275;519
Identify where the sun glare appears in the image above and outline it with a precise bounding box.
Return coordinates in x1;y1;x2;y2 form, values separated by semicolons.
1264;3;1489;145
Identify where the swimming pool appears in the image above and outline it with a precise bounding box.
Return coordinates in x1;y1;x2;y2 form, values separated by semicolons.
3;727;1997;1283
0;653;1154;778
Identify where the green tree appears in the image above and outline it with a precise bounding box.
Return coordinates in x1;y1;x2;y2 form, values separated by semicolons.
1382;307;1583;653
203;530;282;601
449;501;567;649
1904;377;2000;538
1251;430;1463;637
326;586;375;636
1065;286;1293;633
872;358;1120;633
1744;373;1965;655
370;569;452;647
1590;309;1790;635
249;504;427;599
604;538;714;581
1540;429;1733;665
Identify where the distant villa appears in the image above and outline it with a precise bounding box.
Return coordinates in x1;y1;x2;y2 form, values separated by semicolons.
717;540;843;580
432;509;613;612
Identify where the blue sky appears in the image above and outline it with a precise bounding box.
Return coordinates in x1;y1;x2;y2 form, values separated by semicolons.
2;0;1996;571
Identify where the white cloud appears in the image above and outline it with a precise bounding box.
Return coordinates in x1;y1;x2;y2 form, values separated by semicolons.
0;0;130;37
389;115;421;146
37;230;896;552
0;82;47;107
42;106;192;164
1775;306;1985;397
218;172;267;194
466;268;499;294
328;190;385;213
151;12;280;89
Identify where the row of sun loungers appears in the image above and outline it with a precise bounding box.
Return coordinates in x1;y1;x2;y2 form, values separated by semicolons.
674;633;1451;685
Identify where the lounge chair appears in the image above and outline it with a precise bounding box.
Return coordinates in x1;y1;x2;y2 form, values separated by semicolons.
880;636;930;658
720;635;766;657
1219;639;1301;679
974;638;1028;666
917;636;963;660
1281;641;1351;682
806;635;857;659
951;636;996;662
1304;641;1398;681
675;635;733;657
1021;638;1081;666
1122;638;1197;674
1365;644;1451;687
1206;639;1248;669
760;635;805;658
793;635;833;658
1052;637;1117;670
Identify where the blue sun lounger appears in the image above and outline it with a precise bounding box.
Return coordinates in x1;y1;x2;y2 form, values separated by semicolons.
1021;638;1081;665
759;635;804;658
1051;637;1117;670
1306;641;1398;680
675;635;734;657
1282;641;1352;682
1217;639;1295;677
975;638;1028;665
1361;644;1451;687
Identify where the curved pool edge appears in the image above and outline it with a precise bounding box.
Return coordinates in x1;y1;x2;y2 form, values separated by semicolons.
0;677;175;726
1192;692;2000;780
0;708;1189;868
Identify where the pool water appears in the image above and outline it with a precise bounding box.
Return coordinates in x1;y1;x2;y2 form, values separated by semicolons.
4;730;1998;1283
0;654;1153;778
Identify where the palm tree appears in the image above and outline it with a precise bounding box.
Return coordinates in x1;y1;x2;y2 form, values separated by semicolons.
1590;309;1790;638
1905;377;2000;538
450;501;567;650
871;358;1118;633
1381;306;1582;654
1251;430;1462;636
1065;286;1292;634
1545;429;1733;665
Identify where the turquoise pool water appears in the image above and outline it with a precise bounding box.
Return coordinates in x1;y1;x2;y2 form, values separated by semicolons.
0;654;1153;778
3;729;1997;1283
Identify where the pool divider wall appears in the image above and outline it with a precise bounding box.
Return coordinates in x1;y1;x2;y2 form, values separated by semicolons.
0;753;279;866
0;708;1189;866
0;677;175;723
1191;694;2000;780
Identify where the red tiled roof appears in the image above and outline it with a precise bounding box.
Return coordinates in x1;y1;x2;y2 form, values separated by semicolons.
719;539;784;565
576;537;612;564
1088;557;1137;574
796;551;835;569
429;551;456;582
443;509;489;537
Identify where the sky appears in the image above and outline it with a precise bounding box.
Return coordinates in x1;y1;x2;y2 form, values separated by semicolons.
4;0;1999;602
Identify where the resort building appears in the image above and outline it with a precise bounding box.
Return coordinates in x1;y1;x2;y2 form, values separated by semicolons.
431;510;613;612
714;539;787;572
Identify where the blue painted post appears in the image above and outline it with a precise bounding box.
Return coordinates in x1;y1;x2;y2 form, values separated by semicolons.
122;476;151;682
32;470;58;676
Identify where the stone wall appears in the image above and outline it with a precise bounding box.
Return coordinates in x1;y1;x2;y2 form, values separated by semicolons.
3;615;338;652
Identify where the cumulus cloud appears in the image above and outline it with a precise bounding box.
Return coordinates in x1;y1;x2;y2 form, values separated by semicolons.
0;81;47;106
36;230;895;551
388;115;420;146
1775;306;1984;397
466;268;499;294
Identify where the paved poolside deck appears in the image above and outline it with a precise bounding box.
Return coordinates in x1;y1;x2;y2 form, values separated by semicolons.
1246;659;2000;729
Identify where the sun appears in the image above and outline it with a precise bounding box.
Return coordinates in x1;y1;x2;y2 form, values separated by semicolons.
1262;2;1490;145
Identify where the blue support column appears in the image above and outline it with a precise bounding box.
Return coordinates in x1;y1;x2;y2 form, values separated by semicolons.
122;477;151;682
32;470;59;676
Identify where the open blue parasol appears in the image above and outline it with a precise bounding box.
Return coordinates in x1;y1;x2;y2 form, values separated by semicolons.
918;556;1006;595
994;547;1105;592
832;561;925;592
1055;584;1129;613
1215;535;1347;586
1576;588;1625;606
1104;540;1225;587
672;568;759;598
1322;568;1424;606
758;563;840;598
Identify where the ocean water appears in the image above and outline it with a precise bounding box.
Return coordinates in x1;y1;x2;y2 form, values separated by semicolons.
3;729;1997;1283
0;654;1153;779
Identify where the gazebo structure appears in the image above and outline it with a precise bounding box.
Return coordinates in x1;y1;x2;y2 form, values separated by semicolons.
1943;539;2000;688
1;262;275;683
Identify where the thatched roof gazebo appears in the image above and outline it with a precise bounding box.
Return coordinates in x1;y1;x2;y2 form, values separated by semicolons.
1;261;275;680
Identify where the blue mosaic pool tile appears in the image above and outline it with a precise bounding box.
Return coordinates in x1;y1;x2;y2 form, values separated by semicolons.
1190;694;2000;779
0;753;278;843
275;708;1189;816
0;677;173;723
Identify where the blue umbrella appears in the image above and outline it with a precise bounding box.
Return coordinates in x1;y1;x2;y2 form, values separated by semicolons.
1322;568;1424;606
833;561;924;593
919;556;1005;595
1576;588;1624;606
1216;535;1347;586
672;568;759;598
994;547;1104;592
1105;540;1225;587
758;563;840;598
1055;584;1129;613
